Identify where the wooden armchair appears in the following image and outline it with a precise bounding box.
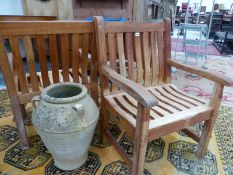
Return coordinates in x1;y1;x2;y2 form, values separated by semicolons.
94;16;233;174
0;21;98;149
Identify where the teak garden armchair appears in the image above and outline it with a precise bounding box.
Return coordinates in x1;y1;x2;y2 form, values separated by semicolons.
94;16;233;174
0;21;98;149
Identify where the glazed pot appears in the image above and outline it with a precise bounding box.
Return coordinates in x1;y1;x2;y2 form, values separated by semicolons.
32;82;99;170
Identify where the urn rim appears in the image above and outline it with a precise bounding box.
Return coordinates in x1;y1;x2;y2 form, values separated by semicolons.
41;82;87;104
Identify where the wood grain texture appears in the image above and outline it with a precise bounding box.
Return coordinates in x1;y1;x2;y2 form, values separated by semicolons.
9;36;29;93
0;15;56;21
125;33;134;80
36;35;50;87
60;33;70;82
94;16;111;96
117;33;127;77
49;34;60;83
134;33;143;84
0;21;93;35
150;32;159;85
71;33;80;83
107;33;117;71
157;32;164;84
164;18;172;83
197;83;223;158
0;37;29;148
81;34;89;83
132;104;150;175
23;36;40;91
102;65;158;107
142;32;151;86
104;22;165;33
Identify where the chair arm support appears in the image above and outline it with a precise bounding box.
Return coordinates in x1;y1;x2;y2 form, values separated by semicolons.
167;59;233;86
102;66;158;107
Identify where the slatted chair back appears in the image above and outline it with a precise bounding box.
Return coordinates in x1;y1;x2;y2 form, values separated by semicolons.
0;21;98;105
95;17;171;93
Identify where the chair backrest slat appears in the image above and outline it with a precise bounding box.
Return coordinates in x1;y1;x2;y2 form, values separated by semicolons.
36;35;51;87
142;32;151;86
60;33;70;82
95;17;171;92
23;35;40;91
71;33;80;83
125;33;134;80
117;33;127;77
107;33;117;71
9;36;29;93
81;33;89;84
150;32;159;85
157;32;165;84
134;33;143;84
48;34;60;83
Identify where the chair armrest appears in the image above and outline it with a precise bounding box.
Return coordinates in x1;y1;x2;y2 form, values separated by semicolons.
102;65;158;107
167;59;233;86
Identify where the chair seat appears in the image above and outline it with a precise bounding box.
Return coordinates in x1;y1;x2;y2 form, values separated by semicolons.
104;84;213;132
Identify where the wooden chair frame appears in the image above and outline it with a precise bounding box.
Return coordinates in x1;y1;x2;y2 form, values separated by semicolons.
0;21;98;149
94;16;233;174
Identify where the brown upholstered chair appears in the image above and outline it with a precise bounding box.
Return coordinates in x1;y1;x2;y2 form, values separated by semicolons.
94;16;233;174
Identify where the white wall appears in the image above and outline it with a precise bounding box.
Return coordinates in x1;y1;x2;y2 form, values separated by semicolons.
177;0;233;12
0;0;24;15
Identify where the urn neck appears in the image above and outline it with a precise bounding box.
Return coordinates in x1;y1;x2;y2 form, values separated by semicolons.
41;83;87;104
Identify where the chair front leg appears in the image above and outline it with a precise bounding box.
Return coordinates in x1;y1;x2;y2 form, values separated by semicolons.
197;83;223;158
132;104;150;175
100;99;109;143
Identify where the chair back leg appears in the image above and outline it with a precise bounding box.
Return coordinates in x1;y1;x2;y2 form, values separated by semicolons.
10;97;29;149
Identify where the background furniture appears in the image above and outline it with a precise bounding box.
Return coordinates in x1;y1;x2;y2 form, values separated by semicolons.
213;15;233;53
174;23;208;67
95;17;233;175
0;15;56;21
206;12;223;38
0;21;98;149
22;0;177;22
23;0;134;20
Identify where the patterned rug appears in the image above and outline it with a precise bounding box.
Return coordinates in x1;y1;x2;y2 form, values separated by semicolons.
171;38;222;56
172;53;233;106
0;90;233;174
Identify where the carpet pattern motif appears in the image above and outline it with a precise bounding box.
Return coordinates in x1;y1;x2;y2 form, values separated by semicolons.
0;55;233;174
171;38;222;56
172;55;233;106
0;98;232;174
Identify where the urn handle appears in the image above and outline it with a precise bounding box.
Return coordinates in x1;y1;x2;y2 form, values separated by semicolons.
72;104;86;127
32;96;40;110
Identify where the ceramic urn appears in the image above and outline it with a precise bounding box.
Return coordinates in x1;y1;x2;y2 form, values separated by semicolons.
32;82;99;170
